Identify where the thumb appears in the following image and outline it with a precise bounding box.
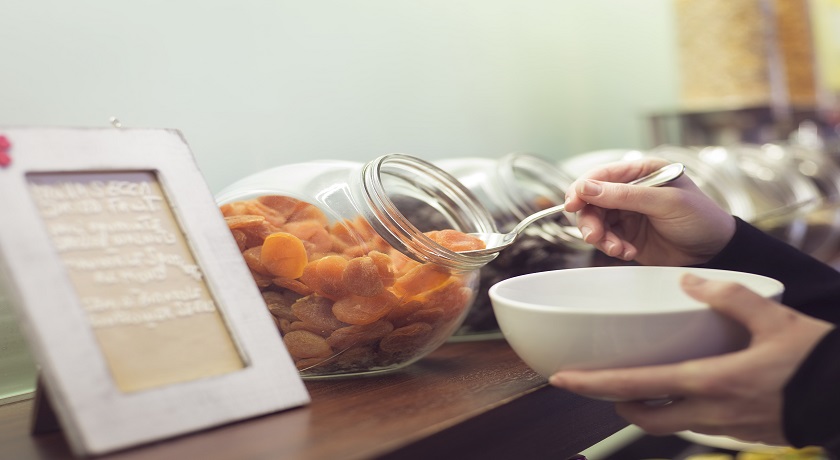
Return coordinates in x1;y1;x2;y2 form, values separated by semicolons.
680;273;780;335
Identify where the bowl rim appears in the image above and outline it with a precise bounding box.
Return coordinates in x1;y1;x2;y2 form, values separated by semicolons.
488;266;784;315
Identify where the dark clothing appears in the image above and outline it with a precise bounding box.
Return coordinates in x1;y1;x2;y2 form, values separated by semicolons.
698;217;840;457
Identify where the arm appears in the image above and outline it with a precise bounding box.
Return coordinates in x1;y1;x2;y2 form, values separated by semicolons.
698;217;840;324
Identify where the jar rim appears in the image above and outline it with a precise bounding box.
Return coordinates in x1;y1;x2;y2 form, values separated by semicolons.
360;153;499;270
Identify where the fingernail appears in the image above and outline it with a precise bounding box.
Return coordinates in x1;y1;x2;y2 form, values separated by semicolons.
578;179;602;196
682;273;706;286
564;195;571;206
580;226;592;241
605;241;617;256
621;249;633;260
549;374;564;386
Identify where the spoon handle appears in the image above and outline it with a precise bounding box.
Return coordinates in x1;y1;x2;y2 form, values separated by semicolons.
508;162;685;237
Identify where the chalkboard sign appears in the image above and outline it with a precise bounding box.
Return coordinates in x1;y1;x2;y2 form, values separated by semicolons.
0;128;309;456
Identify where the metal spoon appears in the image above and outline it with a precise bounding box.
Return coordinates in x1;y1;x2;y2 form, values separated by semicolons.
459;162;686;256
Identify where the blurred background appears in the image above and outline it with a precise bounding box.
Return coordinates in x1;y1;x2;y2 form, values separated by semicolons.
2;4;840;457
0;0;679;193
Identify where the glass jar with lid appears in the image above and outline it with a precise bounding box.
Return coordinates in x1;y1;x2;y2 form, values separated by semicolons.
214;154;498;378
433;152;594;337
703;144;822;250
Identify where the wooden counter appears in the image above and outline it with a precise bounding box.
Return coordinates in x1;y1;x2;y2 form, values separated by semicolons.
0;338;627;460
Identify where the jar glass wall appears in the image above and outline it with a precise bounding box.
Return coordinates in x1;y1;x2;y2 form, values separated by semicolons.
215;154;497;378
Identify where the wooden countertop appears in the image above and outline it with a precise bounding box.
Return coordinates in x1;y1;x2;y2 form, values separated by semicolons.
0;338;627;460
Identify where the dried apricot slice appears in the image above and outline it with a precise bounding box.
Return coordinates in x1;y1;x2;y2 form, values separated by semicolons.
332;291;398;325
424;229;486;252
343;256;385;297
315;255;349;299
242;246;271;275
291;294;346;331
367;251;396;287
261;232;308;279
326;320;394;350
283;330;333;359
393;263;450;297
379;322;434;353
282;220;332;255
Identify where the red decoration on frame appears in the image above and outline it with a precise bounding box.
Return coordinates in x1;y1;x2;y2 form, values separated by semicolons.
0;135;11;167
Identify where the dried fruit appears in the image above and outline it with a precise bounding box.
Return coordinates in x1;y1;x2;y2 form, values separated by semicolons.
261;232;308;279
220;195;480;375
283;330;333;359
291;294;346;331
425;229;486;252
393;263;450;297
332;291;398;325
343;256;385;297
379;322;434;353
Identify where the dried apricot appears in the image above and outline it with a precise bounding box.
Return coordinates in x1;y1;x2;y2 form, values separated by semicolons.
224;214;266;230
379;322;434;353
242;246;271;275
283;330;333;359
272;277;314;296
261;232;308;279
367;251;396;287
326;320;394;350
332;291;398;325
238;221;281;248
314;255;349;299
230;229;248;252
404;307;445;325
249;269;273;288
288;320;333;337
282;220;332;255
425;229;486;252
343;256;385;297
291;294;346;331
262;291;300;322
393;263;450;296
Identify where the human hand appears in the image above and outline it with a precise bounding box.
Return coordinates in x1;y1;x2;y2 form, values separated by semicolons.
563;158;736;266
548;274;835;446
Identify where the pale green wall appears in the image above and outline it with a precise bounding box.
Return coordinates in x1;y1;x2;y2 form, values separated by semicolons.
0;1;678;193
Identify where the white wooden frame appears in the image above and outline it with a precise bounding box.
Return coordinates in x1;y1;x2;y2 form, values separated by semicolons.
0;127;309;456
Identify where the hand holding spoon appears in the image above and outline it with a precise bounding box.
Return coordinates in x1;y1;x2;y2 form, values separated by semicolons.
459;162;686;256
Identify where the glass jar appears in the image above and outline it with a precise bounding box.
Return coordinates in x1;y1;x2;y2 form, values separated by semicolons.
214;154;498;378
710;144;822;250
433;153;594;337
647;145;757;220
783;141;840;262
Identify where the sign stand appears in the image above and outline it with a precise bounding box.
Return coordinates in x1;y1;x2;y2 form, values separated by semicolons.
0;127;310;456
31;378;61;435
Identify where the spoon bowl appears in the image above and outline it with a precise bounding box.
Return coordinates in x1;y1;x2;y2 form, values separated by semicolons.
459;163;686;256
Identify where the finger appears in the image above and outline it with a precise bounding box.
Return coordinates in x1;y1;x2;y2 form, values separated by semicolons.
614;397;722;437
550;363;694;401
680;274;782;335
576;204;607;243
578;159;671;184
571;178;689;220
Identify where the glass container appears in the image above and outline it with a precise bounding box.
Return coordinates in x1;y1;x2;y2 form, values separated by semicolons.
215;154;497;378
434;153;594;337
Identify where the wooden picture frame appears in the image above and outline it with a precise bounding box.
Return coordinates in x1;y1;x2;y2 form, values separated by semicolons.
0;127;309;456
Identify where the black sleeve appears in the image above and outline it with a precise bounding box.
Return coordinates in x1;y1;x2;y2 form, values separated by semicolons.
783;328;840;458
699;218;840;456
698;217;840;324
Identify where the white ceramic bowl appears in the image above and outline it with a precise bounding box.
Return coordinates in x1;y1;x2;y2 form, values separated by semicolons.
489;266;784;378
